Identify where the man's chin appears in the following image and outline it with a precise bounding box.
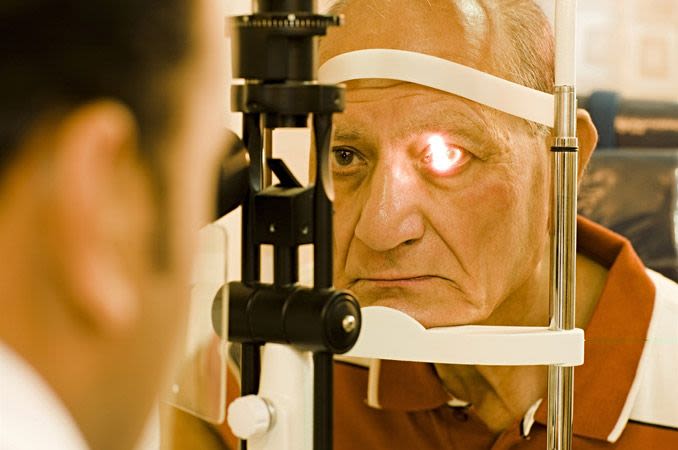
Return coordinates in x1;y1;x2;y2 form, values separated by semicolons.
349;283;481;328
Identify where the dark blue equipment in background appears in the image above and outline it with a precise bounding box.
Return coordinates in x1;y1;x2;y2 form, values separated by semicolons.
578;92;678;281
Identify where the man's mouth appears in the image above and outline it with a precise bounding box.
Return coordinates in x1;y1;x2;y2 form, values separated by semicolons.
351;275;442;288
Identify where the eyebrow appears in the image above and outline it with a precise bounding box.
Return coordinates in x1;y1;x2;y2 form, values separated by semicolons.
333;108;500;156
334;128;363;143
401;111;488;141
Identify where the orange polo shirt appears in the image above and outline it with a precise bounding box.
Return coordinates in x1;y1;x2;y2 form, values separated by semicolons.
220;217;678;449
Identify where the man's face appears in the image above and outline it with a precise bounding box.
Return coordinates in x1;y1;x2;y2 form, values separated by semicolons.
322;1;552;327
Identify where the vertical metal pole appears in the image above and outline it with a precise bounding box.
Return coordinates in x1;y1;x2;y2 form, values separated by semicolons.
241;112;264;450
264;128;274;188
548;1;578;448
242;112;264;284
547;86;578;450
274;246;299;286
312;113;334;290
312;113;335;450
313;352;333;450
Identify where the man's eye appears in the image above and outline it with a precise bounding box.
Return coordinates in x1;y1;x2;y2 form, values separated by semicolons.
420;135;471;176
331;146;366;174
333;148;357;166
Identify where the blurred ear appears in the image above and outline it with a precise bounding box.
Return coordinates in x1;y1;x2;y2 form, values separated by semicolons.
577;109;598;181
46;101;149;336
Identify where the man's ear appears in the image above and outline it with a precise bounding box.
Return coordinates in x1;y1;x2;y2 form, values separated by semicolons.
576;108;598;181
45;101;147;336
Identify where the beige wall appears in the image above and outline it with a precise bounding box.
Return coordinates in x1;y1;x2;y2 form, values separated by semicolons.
571;0;678;101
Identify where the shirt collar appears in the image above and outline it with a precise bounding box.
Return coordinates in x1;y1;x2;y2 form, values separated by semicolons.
370;359;451;411
367;217;656;441
0;342;91;450
533;217;655;441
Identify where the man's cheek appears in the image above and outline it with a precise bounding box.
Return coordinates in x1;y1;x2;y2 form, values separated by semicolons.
440;174;517;227
332;199;358;282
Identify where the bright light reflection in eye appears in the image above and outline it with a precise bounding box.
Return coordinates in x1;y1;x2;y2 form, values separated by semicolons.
426;135;463;174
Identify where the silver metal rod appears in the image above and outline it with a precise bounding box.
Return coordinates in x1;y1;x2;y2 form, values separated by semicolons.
553;86;578;148
548;365;574;450
264;128;273;187
547;84;578;450
549;151;578;332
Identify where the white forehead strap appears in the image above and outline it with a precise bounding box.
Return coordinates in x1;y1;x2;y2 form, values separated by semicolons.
318;49;555;128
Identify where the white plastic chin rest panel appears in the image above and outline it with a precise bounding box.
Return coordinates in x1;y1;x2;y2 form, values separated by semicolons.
345;306;584;367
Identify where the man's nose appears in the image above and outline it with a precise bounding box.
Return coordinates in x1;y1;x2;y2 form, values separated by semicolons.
354;161;425;251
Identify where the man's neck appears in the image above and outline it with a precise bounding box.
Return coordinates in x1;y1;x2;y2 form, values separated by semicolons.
435;252;608;433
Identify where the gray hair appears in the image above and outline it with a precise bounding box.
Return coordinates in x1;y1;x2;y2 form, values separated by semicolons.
324;0;555;136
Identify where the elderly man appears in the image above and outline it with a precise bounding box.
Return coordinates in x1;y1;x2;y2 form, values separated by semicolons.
209;0;678;449
0;1;232;450
318;0;678;448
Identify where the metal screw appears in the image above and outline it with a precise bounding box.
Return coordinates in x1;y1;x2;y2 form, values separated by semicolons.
269;224;276;233
341;315;357;333
301;226;309;235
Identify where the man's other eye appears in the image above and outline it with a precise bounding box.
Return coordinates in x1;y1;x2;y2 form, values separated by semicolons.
331;146;366;174
420;135;471;176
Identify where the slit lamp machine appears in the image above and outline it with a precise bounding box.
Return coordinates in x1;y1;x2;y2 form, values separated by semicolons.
169;1;584;449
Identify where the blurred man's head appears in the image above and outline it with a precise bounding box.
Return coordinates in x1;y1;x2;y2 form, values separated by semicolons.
320;0;597;328
0;1;226;449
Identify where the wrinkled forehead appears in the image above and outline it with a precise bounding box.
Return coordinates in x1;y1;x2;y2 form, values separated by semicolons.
332;79;503;157
337;79;491;131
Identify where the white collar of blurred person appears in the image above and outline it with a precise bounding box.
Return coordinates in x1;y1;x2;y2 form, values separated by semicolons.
0;341;90;450
0;340;162;450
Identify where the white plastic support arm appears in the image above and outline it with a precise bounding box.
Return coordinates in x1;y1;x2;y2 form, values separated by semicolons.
227;307;584;450
229;344;314;450
318;49;555;128
346;307;584;367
